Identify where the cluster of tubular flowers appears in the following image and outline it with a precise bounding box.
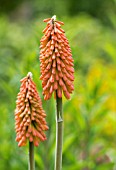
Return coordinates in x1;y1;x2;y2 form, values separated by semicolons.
15;72;48;147
40;16;74;100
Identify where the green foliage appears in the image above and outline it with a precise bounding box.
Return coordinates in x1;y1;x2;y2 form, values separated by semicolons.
0;0;116;26
0;14;116;170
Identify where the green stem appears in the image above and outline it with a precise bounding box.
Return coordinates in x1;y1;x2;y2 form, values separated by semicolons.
29;142;35;170
55;92;63;170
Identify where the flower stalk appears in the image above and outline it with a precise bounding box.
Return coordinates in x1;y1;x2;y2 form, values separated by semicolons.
29;142;35;170
39;16;74;170
55;92;63;170
15;72;48;170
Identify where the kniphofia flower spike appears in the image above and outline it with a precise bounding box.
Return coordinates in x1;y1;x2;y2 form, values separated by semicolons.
15;72;48;147
40;15;74;100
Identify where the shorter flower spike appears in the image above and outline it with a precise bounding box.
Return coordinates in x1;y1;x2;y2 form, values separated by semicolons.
15;72;48;147
40;16;74;100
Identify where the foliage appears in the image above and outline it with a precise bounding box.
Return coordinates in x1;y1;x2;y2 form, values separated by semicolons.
0;0;116;26
0;14;116;170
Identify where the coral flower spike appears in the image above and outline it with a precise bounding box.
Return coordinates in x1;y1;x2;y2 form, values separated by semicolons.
15;72;48;147
40;15;74;100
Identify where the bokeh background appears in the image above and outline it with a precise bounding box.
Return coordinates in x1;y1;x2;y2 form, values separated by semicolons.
0;0;116;169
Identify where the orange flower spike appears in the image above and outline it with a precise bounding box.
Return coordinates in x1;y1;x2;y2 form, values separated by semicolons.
40;15;74;100
15;72;48;147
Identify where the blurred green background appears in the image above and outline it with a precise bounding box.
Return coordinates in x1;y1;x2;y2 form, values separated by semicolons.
0;0;116;170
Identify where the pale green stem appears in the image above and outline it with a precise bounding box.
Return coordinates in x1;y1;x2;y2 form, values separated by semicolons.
29;142;35;170
55;92;63;170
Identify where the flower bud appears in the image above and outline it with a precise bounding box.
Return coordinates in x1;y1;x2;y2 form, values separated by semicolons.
40;16;74;100
15;72;48;147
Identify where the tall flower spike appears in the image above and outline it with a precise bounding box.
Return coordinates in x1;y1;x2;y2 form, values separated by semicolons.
15;72;48;147
40;16;74;100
